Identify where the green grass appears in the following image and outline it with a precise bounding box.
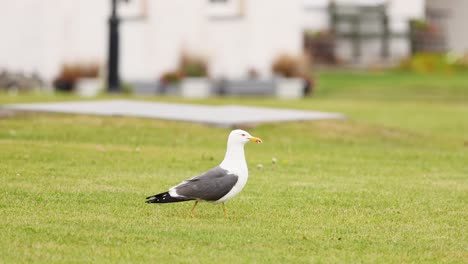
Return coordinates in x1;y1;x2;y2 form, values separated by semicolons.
1;71;467;263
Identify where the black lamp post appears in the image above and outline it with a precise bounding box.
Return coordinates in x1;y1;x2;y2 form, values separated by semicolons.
107;0;129;93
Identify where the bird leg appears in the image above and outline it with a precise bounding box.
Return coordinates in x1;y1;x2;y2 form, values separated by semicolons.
190;201;199;218
222;203;228;218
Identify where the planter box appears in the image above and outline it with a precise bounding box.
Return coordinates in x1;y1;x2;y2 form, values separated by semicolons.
158;83;180;96
222;79;276;96
180;77;211;98
275;78;305;99
76;78;101;97
129;81;157;96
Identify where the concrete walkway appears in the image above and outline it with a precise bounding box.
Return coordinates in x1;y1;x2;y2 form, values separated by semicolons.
5;100;344;127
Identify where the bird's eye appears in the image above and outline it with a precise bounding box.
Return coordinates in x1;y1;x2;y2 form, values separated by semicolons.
241;133;246;136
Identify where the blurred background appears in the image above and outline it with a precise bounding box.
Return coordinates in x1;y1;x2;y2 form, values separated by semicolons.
0;0;466;97
1;2;467;262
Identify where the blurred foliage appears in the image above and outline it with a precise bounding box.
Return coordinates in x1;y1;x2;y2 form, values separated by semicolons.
271;54;311;78
53;63;100;91
120;82;134;94
304;30;337;65
178;53;208;78
160;70;183;85
409;19;435;32
399;53;468;74
305;30;333;39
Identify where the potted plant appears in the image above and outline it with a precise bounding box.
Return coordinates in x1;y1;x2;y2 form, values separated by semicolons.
271;54;310;99
159;70;182;95
53;63;101;97
75;63;101;97
53;64;78;92
178;53;211;98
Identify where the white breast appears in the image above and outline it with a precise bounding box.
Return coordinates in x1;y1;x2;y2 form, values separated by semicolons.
216;165;248;203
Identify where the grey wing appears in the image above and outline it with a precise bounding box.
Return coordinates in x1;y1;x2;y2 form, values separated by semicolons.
172;166;238;201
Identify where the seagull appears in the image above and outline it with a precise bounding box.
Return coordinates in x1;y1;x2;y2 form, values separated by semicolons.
145;129;262;217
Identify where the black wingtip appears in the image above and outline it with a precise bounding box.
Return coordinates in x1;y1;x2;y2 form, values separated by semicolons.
145;194;159;204
145;191;172;203
145;191;192;204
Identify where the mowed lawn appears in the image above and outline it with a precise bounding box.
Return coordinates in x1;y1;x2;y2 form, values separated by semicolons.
0;72;467;263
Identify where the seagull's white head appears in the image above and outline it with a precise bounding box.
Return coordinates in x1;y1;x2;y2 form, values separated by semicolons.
228;129;263;145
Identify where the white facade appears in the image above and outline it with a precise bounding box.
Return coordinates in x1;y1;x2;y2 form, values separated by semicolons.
426;0;468;54
0;0;425;83
0;0;108;82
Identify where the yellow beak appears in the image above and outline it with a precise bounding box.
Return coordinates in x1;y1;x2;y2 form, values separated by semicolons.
249;137;263;143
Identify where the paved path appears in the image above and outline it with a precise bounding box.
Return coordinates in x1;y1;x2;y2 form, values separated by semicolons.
5;100;344;127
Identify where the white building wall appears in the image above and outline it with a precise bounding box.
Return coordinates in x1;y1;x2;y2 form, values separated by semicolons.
0;0;425;84
205;0;303;79
124;0;303;80
0;0;107;82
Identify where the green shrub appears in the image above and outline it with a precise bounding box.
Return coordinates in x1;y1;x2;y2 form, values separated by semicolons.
399;53;468;74
179;54;208;77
